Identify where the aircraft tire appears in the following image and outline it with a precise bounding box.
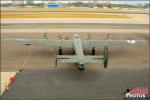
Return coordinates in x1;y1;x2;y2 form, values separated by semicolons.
103;46;109;69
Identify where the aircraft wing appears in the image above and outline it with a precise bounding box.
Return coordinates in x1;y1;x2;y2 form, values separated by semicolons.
5;39;73;48
5;38;145;49
82;40;145;49
57;55;104;63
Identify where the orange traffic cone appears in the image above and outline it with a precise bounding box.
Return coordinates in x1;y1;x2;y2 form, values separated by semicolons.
9;76;14;84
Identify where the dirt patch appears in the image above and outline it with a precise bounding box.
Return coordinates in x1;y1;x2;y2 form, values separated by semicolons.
2;7;124;12
1;13;130;18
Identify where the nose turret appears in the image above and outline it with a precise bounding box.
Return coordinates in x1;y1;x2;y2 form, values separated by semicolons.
78;60;85;71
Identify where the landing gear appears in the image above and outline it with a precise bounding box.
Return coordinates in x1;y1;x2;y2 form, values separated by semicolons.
25;44;31;45
58;47;62;55
103;46;109;69
55;47;62;68
92;47;96;55
78;63;85;71
78;68;85;71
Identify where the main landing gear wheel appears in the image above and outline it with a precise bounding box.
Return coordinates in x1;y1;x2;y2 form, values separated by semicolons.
103;46;109;69
54;47;58;68
58;47;62;55
92;47;96;55
54;46;62;68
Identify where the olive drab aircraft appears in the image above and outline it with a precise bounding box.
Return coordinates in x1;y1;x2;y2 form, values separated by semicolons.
5;33;145;71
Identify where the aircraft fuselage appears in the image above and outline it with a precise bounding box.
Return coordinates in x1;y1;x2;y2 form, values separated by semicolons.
73;35;85;71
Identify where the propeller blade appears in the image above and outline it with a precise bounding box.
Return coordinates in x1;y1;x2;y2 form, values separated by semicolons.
57;34;63;39
87;33;92;40
44;30;48;39
106;33;111;39
65;35;70;40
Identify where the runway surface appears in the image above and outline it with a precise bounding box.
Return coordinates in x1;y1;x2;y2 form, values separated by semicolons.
1;69;149;100
1;29;149;35
2;23;149;29
2;10;148;14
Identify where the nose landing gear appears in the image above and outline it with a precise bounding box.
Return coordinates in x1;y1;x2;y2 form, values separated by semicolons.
78;68;85;71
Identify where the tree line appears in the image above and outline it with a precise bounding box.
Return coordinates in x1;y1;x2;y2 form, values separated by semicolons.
1;2;149;9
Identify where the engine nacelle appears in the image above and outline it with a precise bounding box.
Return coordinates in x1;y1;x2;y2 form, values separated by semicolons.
78;67;85;71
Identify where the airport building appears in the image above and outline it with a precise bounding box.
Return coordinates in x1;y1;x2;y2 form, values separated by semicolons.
1;0;149;7
1;0;98;4
1;0;53;4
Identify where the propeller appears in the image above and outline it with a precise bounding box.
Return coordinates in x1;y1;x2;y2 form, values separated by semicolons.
87;33;93;40
44;30;48;39
65;35;70;40
57;34;64;39
103;46;109;69
106;33;111;40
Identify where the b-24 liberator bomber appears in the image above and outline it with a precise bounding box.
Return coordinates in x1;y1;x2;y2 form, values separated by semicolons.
5;34;145;71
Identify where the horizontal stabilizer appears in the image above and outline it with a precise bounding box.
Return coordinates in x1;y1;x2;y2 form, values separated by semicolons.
57;55;78;63
84;55;104;63
57;55;104;63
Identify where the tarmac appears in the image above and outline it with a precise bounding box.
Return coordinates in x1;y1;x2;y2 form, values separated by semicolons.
2;23;149;29
1;69;149;100
1;29;149;34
